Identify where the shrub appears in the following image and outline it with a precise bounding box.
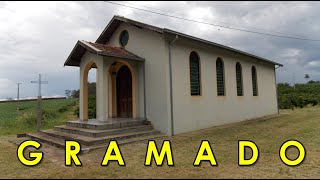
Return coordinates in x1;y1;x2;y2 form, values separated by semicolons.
74;95;96;119
42;109;58;119
59;99;77;113
58;106;68;113
278;82;320;109
17;110;60;128
74;107;80;117
17;112;39;128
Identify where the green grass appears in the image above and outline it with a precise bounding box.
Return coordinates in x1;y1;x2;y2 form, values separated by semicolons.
1;106;320;178
0;98;78;136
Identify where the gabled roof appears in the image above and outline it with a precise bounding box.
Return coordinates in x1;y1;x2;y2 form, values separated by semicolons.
64;40;144;67
95;15;282;67
96;16;163;44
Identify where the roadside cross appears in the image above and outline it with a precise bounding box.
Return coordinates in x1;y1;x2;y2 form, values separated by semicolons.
31;74;48;132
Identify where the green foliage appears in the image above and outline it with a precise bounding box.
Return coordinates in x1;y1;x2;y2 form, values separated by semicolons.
16;112;38;128
73;106;79;117
278;82;320;109
88;95;96;119
66;82;96;99
42;109;58;119
0;98;79;136
74;94;96;119
72;82;97;119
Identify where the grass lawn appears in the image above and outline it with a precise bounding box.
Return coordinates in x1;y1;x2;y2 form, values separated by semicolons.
0;98;78;136
1;106;320;178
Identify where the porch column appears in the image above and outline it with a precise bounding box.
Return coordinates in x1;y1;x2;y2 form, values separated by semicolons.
79;63;88;121
96;60;111;121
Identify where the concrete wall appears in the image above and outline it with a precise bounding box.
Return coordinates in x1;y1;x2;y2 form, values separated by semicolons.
79;51;110;121
170;38;278;134
79;50;145;121
106;23;171;135
94;22;278;135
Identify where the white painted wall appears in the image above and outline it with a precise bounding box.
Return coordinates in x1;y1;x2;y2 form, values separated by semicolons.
87;22;278;136
79;51;110;121
106;23;170;134
170;38;278;134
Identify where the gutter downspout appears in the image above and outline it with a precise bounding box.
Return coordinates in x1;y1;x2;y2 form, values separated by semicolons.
143;62;147;120
274;65;282;114
168;35;178;136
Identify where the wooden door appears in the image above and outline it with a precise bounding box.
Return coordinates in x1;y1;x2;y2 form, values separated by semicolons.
116;65;133;118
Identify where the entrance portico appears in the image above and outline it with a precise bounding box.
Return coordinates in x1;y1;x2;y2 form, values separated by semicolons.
65;40;146;122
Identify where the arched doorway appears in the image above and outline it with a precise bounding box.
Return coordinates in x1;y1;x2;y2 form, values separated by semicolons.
81;61;98;120
116;65;133;118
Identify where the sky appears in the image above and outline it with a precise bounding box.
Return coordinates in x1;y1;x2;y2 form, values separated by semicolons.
0;1;319;99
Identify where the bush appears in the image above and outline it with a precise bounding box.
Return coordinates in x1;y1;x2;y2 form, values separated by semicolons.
74;107;80;117
278;82;320;109
16;112;40;128
58;106;68;113
74;95;96;119
59;99;77;113
42;109;58;119
16;109;59;128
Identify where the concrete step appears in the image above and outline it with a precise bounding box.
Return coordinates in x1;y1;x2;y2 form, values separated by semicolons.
40;129;161;146
84;134;166;153
26;132;70;149
66;119;149;130
54;124;153;137
26;132;166;153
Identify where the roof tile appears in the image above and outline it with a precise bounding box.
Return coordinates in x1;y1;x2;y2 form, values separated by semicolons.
86;41;144;61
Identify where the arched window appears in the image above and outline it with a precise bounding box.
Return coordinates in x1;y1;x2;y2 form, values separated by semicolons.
189;51;201;96
236;62;243;96
216;58;225;96
252;66;258;96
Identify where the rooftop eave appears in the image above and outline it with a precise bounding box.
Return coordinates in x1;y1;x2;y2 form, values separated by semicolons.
64;40;145;67
97;51;145;62
163;28;283;67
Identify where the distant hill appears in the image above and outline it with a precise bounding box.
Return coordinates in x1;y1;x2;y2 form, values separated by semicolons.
0;96;66;103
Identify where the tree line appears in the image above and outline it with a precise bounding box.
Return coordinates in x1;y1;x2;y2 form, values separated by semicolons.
65;82;96;118
278;80;320;109
65;81;320;116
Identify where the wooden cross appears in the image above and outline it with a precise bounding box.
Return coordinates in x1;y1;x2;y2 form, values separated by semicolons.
31;74;48;132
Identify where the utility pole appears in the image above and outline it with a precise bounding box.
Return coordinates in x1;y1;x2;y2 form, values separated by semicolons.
31;74;48;132
16;83;22;111
293;72;296;90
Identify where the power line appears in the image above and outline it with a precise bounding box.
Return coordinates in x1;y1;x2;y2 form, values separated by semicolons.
106;1;320;42
121;1;307;38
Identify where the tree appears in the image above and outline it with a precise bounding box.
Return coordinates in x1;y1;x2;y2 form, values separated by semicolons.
71;82;97;118
305;74;310;83
65;90;72;98
66;82;96;99
308;80;320;84
71;90;79;98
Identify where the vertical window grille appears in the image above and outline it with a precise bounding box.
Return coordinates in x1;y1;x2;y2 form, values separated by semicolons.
252;66;258;96
190;51;201;96
236;62;243;96
216;58;225;96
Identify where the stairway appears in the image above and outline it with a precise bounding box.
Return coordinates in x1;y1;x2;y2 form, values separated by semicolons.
26;118;164;153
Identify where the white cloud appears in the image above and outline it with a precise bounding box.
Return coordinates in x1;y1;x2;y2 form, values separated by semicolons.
0;78;16;98
0;1;320;98
306;61;320;68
